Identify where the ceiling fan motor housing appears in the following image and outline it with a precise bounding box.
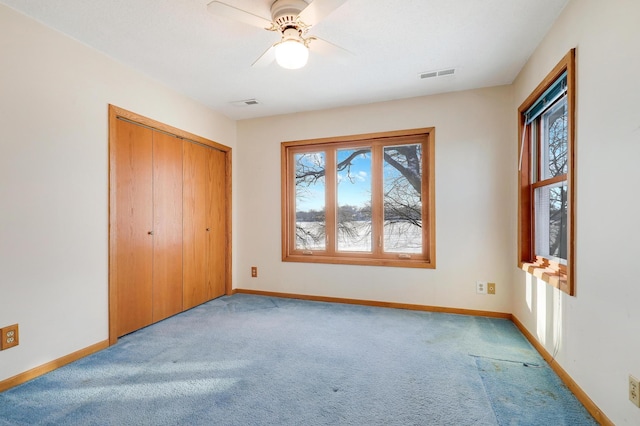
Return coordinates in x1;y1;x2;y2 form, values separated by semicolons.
270;0;308;30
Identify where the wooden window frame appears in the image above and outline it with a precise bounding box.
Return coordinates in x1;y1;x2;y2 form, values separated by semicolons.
281;128;436;269
518;49;576;295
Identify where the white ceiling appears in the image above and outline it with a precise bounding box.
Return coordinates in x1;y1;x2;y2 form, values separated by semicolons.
1;0;568;120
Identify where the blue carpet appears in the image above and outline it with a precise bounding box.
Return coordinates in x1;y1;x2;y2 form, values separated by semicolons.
0;294;596;425
475;357;596;425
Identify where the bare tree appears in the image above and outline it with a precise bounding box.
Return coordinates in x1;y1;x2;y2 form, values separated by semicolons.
546;108;568;258
294;146;423;249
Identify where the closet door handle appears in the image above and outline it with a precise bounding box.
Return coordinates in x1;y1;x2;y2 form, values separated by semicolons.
206;228;211;232
148;231;154;235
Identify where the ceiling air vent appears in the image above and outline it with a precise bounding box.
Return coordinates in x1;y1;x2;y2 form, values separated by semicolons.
419;68;456;79
420;71;438;79
231;99;260;107
437;68;455;76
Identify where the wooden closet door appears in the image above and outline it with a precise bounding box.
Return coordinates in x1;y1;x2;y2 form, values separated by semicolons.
207;148;226;299
183;142;210;309
183;142;226;309
152;132;183;322
114;119;153;336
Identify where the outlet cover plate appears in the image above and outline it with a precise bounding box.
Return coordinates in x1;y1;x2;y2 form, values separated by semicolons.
0;324;19;350
630;375;640;407
476;281;487;294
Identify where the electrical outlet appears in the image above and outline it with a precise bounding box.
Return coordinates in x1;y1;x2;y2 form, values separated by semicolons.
630;375;640;407
251;266;258;278
476;281;487;294
487;283;496;295
0;324;19;350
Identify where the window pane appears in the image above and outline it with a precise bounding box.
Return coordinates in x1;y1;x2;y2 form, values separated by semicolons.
534;182;567;261
295;152;326;250
541;96;568;179
383;144;422;254
337;148;372;252
530;124;539;183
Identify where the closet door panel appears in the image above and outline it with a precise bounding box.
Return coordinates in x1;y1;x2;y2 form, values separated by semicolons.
207;148;226;299
114;119;153;336
152;132;183;322
183;142;209;309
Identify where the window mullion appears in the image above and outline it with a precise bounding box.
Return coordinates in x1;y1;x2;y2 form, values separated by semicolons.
371;143;384;255
325;148;337;255
532;174;567;189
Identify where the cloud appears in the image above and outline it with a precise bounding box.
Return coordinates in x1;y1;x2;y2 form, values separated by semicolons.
338;172;367;184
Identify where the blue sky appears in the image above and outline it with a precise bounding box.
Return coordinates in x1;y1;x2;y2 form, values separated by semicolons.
296;150;372;212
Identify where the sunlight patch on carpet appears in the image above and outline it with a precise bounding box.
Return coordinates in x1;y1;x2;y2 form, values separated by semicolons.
23;377;239;404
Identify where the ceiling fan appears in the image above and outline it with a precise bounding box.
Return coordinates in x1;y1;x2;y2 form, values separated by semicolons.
207;0;350;69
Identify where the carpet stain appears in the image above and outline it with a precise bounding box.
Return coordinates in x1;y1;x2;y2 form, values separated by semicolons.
535;388;558;400
476;357;597;425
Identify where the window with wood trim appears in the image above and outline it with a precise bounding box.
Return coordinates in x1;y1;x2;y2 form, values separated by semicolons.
518;49;576;295
282;128;435;268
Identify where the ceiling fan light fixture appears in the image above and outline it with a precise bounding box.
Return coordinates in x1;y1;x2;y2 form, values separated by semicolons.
275;39;309;69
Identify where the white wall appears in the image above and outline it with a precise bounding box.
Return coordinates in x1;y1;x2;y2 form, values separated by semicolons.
511;0;640;424
0;5;236;382
237;86;515;313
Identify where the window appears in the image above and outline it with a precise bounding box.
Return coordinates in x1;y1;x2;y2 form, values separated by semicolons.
518;49;575;295
281;128;435;268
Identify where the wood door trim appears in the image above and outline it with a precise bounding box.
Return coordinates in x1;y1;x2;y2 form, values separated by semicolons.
110;105;230;153
108;105;233;345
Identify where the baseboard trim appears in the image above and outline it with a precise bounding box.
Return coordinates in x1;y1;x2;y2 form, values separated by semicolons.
233;288;512;319
511;315;612;426
0;339;109;393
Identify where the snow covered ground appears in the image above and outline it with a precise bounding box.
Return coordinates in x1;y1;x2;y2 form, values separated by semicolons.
296;221;421;253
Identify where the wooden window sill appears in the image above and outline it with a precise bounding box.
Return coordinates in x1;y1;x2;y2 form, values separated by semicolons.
520;256;569;294
284;253;434;269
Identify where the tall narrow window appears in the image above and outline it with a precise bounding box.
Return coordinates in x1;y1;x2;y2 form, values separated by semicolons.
518;49;576;294
336;147;372;252
294;152;326;251
383;144;423;254
282;129;435;268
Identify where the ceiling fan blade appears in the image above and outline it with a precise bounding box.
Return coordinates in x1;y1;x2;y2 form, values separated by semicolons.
207;1;273;30
252;45;276;67
298;0;348;27
308;37;353;58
